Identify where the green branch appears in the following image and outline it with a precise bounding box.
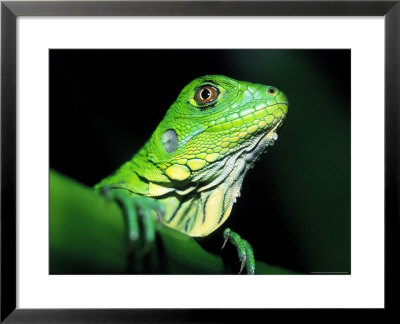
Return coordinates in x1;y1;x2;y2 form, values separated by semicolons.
50;169;294;274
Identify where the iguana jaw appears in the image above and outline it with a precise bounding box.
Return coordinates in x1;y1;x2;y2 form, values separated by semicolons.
193;117;284;191
159;118;285;237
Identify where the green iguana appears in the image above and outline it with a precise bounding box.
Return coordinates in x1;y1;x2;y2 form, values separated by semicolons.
95;75;288;274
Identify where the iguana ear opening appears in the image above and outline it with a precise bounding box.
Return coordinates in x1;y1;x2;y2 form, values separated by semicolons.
161;129;178;153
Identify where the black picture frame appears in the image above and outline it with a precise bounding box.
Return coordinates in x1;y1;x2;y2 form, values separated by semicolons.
1;0;398;322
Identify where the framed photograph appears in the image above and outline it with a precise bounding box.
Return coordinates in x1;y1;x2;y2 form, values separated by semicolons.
48;48;350;277
1;0;398;321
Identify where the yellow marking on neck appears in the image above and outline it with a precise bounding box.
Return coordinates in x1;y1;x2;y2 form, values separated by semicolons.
177;158;187;164
190;188;224;237
187;159;208;171
206;153;220;162
148;182;176;197
165;164;191;181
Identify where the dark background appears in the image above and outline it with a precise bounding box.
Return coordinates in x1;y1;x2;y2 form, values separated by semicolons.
50;49;350;274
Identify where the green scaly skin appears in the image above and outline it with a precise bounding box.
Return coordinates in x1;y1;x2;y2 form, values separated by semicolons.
222;228;255;274
95;75;288;274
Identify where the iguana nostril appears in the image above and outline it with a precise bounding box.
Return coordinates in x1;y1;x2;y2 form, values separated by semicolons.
267;87;278;95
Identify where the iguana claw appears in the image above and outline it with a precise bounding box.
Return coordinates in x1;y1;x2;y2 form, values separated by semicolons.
239;254;246;274
222;228;255;275
222;234;229;250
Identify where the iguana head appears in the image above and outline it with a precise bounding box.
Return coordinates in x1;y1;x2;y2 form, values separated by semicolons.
138;75;289;236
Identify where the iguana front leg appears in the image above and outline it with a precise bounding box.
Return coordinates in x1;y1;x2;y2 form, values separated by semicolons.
101;188;165;269
222;228;255;275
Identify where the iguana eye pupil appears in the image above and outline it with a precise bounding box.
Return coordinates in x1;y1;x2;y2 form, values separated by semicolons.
194;85;219;105
200;88;211;100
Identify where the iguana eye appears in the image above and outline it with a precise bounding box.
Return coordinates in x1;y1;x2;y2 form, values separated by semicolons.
194;85;219;105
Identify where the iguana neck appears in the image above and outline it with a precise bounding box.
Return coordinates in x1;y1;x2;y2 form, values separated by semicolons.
135;144;246;237
108;127;278;237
